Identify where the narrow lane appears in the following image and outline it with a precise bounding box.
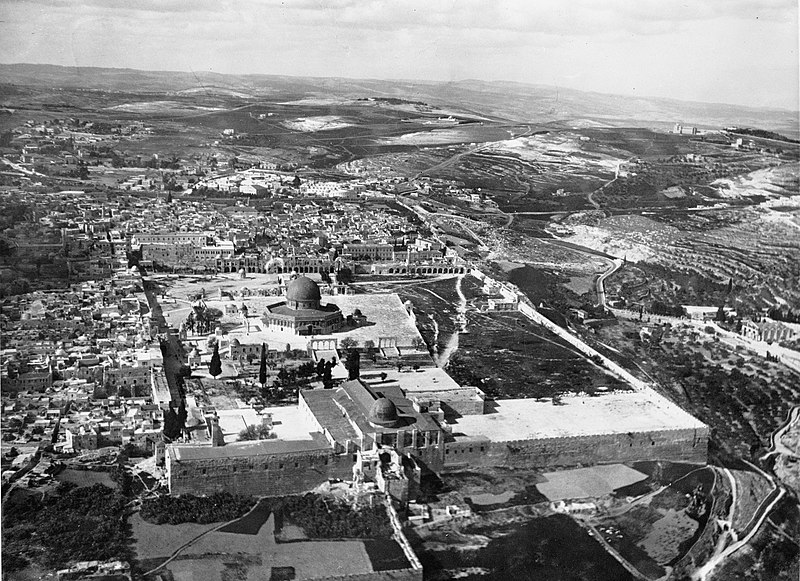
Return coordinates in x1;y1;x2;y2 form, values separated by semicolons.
438;274;466;369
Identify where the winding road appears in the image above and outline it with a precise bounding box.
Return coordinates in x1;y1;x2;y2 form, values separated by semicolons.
762;405;800;461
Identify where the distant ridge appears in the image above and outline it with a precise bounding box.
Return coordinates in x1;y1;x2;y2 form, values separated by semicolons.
1;63;797;136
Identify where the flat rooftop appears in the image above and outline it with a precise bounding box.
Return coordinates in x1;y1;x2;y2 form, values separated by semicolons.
170;432;330;462
216;405;318;443
362;366;464;393
450;389;706;441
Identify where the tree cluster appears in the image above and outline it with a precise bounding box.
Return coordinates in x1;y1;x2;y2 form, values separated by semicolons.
768;305;800;324
273;494;393;539
650;300;686;318
184;305;222;335
1;483;132;572
238;424;275;441
316;357;335;388
162;401;187;441
139;492;255;525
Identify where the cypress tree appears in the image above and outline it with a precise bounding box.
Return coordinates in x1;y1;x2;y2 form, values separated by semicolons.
209;344;222;377
345;349;360;380
259;343;267;386
177;401;187;431
163;406;181;441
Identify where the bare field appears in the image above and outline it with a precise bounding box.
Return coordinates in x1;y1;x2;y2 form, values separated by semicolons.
131;513;220;562
537;464;648;501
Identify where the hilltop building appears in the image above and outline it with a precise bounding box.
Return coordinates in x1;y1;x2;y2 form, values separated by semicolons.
672;123;698;135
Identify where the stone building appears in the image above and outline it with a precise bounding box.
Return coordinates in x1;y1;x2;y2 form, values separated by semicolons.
740;319;795;343
167;378;444;498
263;276;344;336
301;379;444;471
3;371;52;392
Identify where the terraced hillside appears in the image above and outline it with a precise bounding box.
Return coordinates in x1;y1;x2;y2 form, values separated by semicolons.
554;192;800;312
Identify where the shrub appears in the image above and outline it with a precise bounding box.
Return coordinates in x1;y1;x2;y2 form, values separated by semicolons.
238;424;274;441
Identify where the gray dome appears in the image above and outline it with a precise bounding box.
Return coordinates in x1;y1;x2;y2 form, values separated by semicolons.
286;276;321;302
369;397;401;428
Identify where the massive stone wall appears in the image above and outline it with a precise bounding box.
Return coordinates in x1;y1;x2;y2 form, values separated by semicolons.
168;449;354;497
444;427;708;469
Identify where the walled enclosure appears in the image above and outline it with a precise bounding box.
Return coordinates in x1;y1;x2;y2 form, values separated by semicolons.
444;427;708;469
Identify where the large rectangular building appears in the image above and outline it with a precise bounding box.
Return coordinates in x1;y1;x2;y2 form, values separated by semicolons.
166;379;445;497
443;390;708;468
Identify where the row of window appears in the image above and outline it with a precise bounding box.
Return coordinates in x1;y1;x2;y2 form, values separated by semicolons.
196;456;331;475
446;445;486;455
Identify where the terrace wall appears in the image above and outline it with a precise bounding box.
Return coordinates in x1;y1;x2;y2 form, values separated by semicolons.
314;569;422;581
444;427;708;469
168;449;354;497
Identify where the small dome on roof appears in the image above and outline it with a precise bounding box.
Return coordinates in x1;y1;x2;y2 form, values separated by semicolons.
369;397;401;428
230;338;240;347
286;276;321;303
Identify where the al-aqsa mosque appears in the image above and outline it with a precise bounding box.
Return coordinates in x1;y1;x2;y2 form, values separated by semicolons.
263;276;344;335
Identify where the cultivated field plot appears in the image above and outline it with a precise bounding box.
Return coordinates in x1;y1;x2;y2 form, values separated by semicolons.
377;124;526;147
136;509;406;581
415;513;635;581
580;204;800;311
495;234;610;280
446;131;623;199
594;465;714;579
577;128;693;159
131;513;220;564
536;464;648;501
54;468;116;488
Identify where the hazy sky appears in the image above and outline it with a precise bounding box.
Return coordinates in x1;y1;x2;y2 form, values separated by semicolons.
1;0;798;110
